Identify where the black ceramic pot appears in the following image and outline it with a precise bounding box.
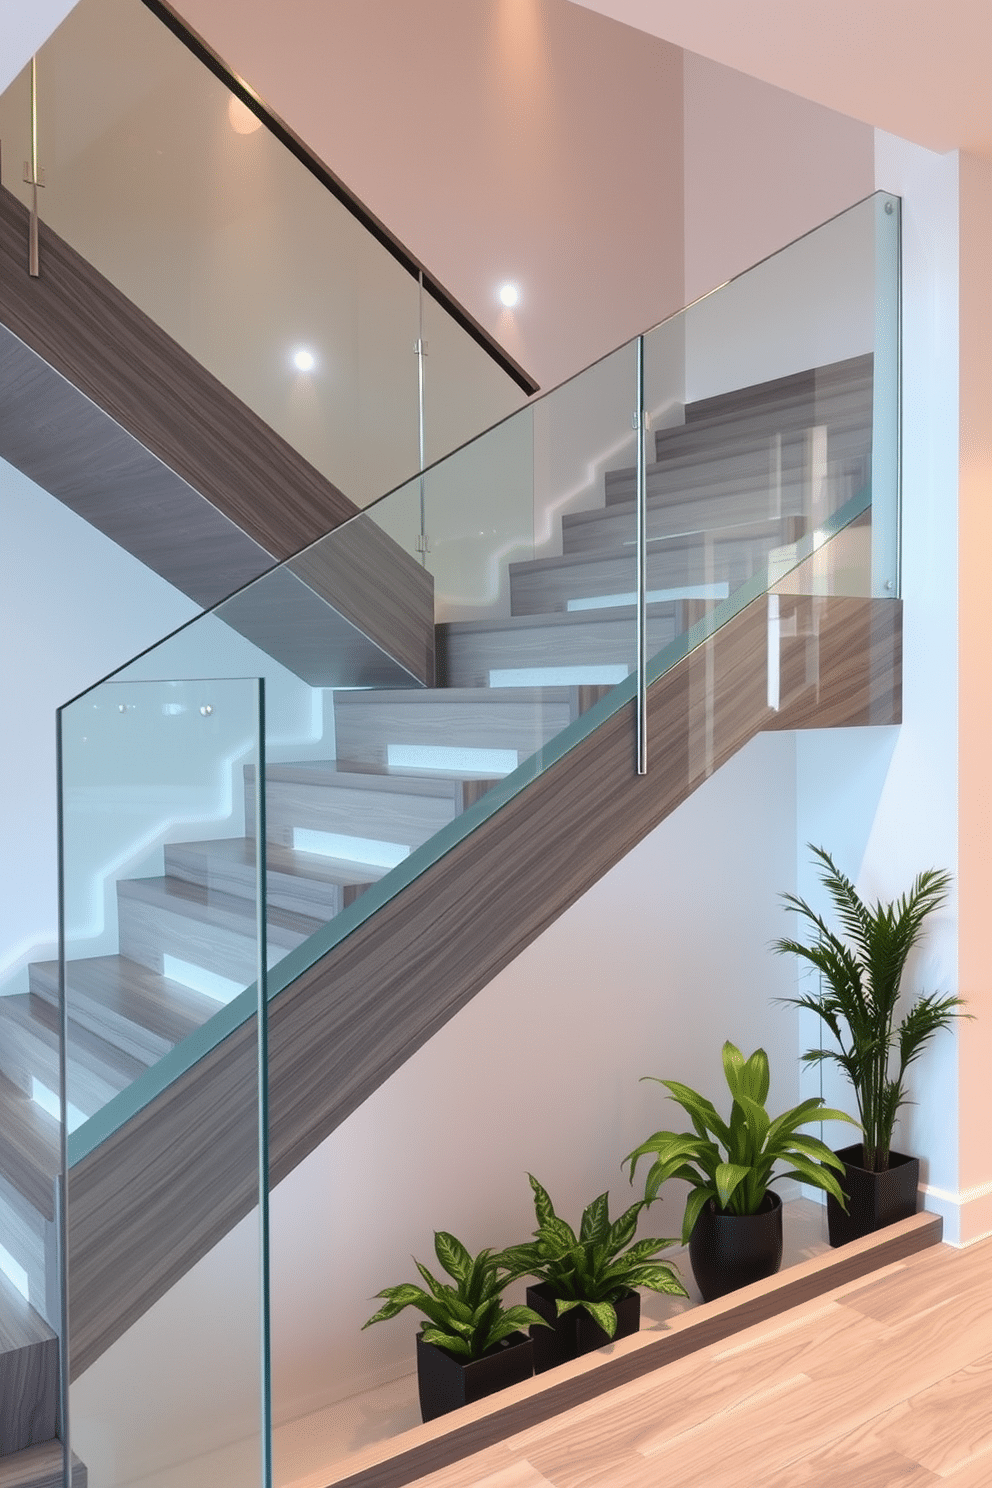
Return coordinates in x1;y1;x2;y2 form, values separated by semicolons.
526;1282;640;1373
826;1143;920;1247
415;1330;534;1422
688;1190;783;1302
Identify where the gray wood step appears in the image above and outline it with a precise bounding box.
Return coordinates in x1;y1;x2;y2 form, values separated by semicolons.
29;957;219;1068
333;686;584;771
0;1265;60;1460
435;607;681;690
165;835;379;919
597;440;868;511
0;1443;87;1487
562;508;803;559
510;517;801;615
0;995;144;1123
243;762;498;858
0;1072;59;1328
648;391;872;470
680;353;872;428
116;876;321;989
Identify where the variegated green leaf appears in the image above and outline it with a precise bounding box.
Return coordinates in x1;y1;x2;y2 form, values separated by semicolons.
421;1327;471;1356
434;1231;472;1284
528;1175;557;1230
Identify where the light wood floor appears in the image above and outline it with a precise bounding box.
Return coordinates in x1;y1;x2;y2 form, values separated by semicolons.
405;1234;992;1488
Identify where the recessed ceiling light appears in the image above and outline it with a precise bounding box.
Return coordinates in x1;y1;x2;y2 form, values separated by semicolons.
499;282;520;308
227;95;262;135
293;348;316;372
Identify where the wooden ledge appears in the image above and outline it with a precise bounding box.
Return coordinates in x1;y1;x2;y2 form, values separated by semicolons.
319;1210;941;1488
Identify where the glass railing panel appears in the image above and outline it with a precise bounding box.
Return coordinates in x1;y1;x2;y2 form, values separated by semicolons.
421;281;532;470
659;191;898;607
0;0;530;508
35;190;897;1481
60;676;268;1488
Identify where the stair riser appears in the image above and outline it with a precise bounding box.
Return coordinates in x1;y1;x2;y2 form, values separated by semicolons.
0;1179;56;1332
650;392;872;467
562;508;803;559
0;1018;128;1121
334;693;576;770
0;1336;59;1460
164;843;345;922
118;897;308;988
437;613;679;690
606;438;869;509
28;968;173;1069
509;535;788;615
252;779;463;855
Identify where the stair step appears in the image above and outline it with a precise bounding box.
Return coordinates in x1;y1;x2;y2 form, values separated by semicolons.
165;836;379;919
510;517;801;615
680;353;873;428
333;686;583;770
28;956;221;1068
0;1072;57;1223
0;1443;86;1487
562;508;803;559
648;392;872;469
117;876;322;989
243;761;498;860
0;995;143;1122
0;1072;58;1326
0;1268;60;1460
607;431;870;507
436;608;680;690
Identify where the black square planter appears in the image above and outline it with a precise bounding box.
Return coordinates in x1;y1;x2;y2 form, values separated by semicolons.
416;1331;534;1421
526;1282;640;1373
826;1143;920;1247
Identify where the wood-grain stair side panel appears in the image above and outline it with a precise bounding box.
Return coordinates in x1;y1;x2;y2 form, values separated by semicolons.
64;594;901;1377
0;188;435;683
0;1271;59;1458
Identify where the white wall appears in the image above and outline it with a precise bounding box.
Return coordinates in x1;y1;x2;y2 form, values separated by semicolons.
794;136;962;1226
0;460;199;993
0;0;78;88
71;730;803;1486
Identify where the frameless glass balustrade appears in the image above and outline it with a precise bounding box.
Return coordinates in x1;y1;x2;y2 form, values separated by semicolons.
0;0;531;510
31;190;899;1485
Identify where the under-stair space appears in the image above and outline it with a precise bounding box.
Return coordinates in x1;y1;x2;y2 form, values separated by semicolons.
0;351;895;1450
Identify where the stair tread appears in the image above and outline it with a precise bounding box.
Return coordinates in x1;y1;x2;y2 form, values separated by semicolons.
117;875;324;942
0;993;146;1088
0;1072;58;1221
251;759;492;799
168;837;386;887
29;956;220;1050
559;511;797;559
512;516;795;575
0;1263;56;1354
437;602;679;636
0;1442;86;1488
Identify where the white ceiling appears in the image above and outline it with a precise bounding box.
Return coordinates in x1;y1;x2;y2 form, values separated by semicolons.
567;0;992;159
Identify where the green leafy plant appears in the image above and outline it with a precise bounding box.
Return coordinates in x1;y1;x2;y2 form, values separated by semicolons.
498;1175;688;1338
362;1230;547;1360
625;1041;860;1243
774;845;969;1172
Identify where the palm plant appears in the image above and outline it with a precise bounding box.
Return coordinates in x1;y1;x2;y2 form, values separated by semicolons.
363;1230;546;1360
499;1175;687;1338
625;1041;858;1242
774;845;968;1172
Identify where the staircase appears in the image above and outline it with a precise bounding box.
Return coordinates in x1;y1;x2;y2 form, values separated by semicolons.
0;349;898;1482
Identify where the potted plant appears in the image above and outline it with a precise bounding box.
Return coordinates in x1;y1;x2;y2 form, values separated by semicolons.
625;1041;859;1300
362;1230;547;1420
774;845;969;1246
498;1175;688;1372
